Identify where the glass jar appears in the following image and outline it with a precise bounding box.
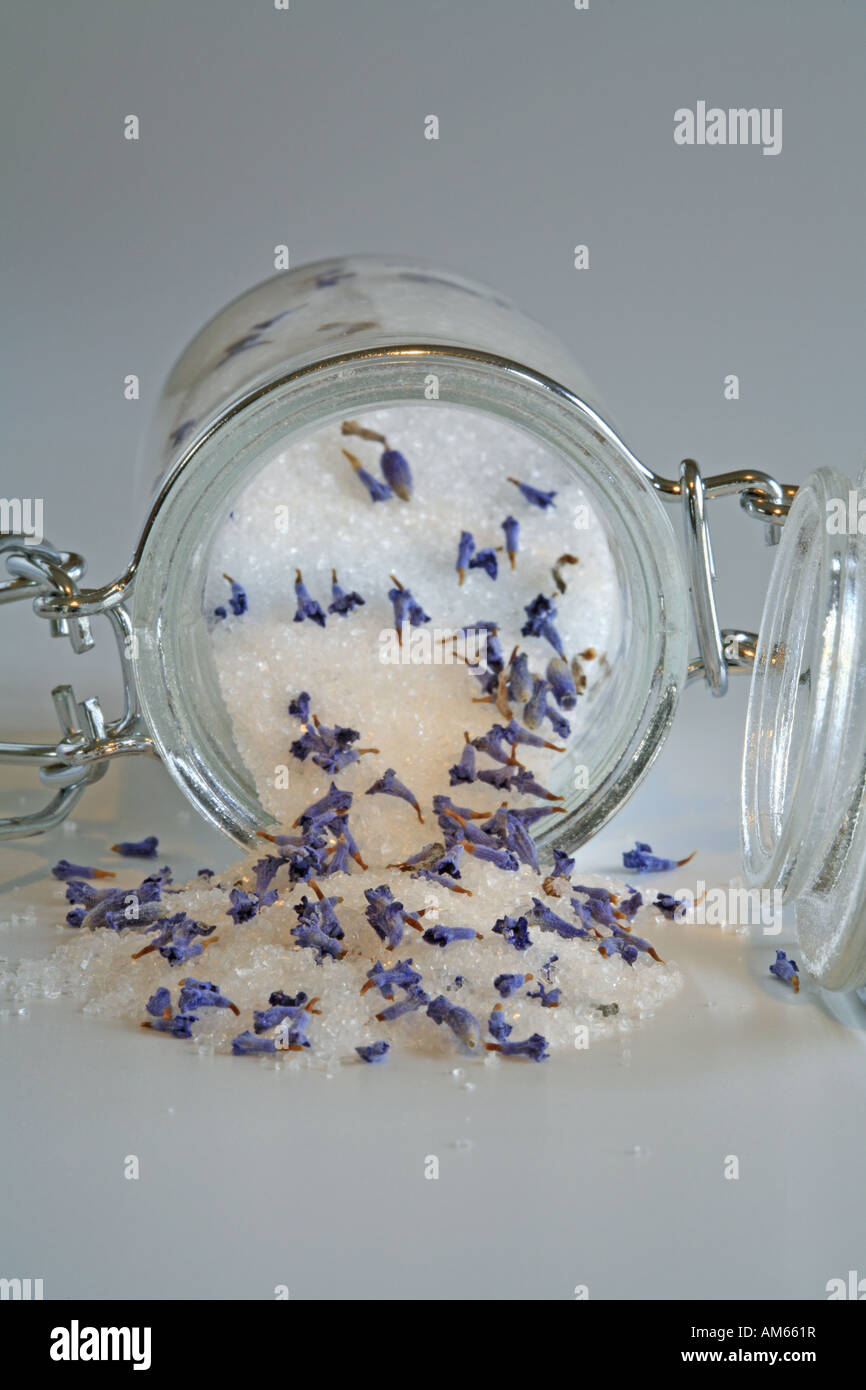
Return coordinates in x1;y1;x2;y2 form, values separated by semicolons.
3;253;862;991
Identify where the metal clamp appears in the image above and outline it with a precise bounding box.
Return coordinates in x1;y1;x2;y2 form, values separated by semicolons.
0;535;155;839
661;461;794;695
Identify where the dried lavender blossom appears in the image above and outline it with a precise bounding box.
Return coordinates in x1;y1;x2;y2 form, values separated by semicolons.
293;569;327;627
426;994;481;1050
508;478;557;510
365;768;424;823
770;949;800;993
51;860;115;882
380;449;413;502
111;836;159;859
502;515;519;568
327;569;365;616
343;447;393;502
468;547;498;581
494;972;530;998
622;842;696;873
485;1032;550;1061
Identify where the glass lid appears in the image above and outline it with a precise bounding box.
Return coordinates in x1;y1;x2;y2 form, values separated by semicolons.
742;466;866;990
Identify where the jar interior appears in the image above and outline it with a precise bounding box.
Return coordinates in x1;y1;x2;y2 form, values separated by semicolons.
132;352;688;854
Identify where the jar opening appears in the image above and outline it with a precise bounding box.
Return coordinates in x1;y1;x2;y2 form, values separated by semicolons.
132;349;688;850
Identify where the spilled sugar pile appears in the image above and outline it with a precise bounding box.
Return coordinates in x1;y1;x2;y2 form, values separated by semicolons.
2;407;686;1067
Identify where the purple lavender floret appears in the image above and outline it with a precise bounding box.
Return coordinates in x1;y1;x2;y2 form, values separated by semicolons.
477;765;521;792
288;691;312;722
505;805;561;827
488;1008;513;1041
426;994;481;1049
503;719;557;751
547;656;577;711
464;843;519;872
492;914;532;951
481;807;539;871
232;1030;277;1056
508;478;557;510
253;855;283;897
653;891;686;921
502;515;519;566
572;889;618;929
111;835;158;859
521;595;565;659
218;575;247;617
293;570;327;627
489;1032;550;1061
364;957;423;998
65;879;110;907
364;884;410;950
770;949;800;992
527;981;561;1007
51;859;115;882
422;924;479;948
328;571;365;616
269;989;309;1008
388;583;430;630
296;783;352;830
291;900;345;963
552;850;575;880
456;530;475;583
145;987;171;1018
469;548;498;581
177;979;238;1014
471;726;512;765
365;768;423;822
380;449;413;502
149;1012;198;1039
141;912;218;966
598;936;639;966
410;844;465;887
227;887;278;924
494;973;527;998
253;1005;311;1047
291;721;362;775
623;841;695;873
531;897;588;941
344;448;393;502
377;986;430;1022
356;1040;391;1064
619;887;643;919
523;677;550;731
448;742;477;786
544;704;571;741
507;651;533;703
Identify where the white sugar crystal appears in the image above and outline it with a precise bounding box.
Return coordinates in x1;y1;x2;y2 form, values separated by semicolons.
2;406;682;1067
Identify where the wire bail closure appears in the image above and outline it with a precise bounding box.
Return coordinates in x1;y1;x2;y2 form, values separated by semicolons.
673;461;795;694
0;535;154;839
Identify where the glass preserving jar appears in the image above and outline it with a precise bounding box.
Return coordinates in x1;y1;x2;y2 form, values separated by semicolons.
2;253;863;991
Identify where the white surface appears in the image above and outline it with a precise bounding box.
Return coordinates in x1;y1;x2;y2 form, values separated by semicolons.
2;739;865;1302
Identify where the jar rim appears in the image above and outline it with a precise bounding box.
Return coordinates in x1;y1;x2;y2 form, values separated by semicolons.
130;345;690;848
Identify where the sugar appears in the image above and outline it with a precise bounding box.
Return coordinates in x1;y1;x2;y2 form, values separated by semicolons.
2;405;682;1066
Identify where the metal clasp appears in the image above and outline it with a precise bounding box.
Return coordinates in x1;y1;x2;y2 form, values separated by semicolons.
661;462;797;695
0;536;155;838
